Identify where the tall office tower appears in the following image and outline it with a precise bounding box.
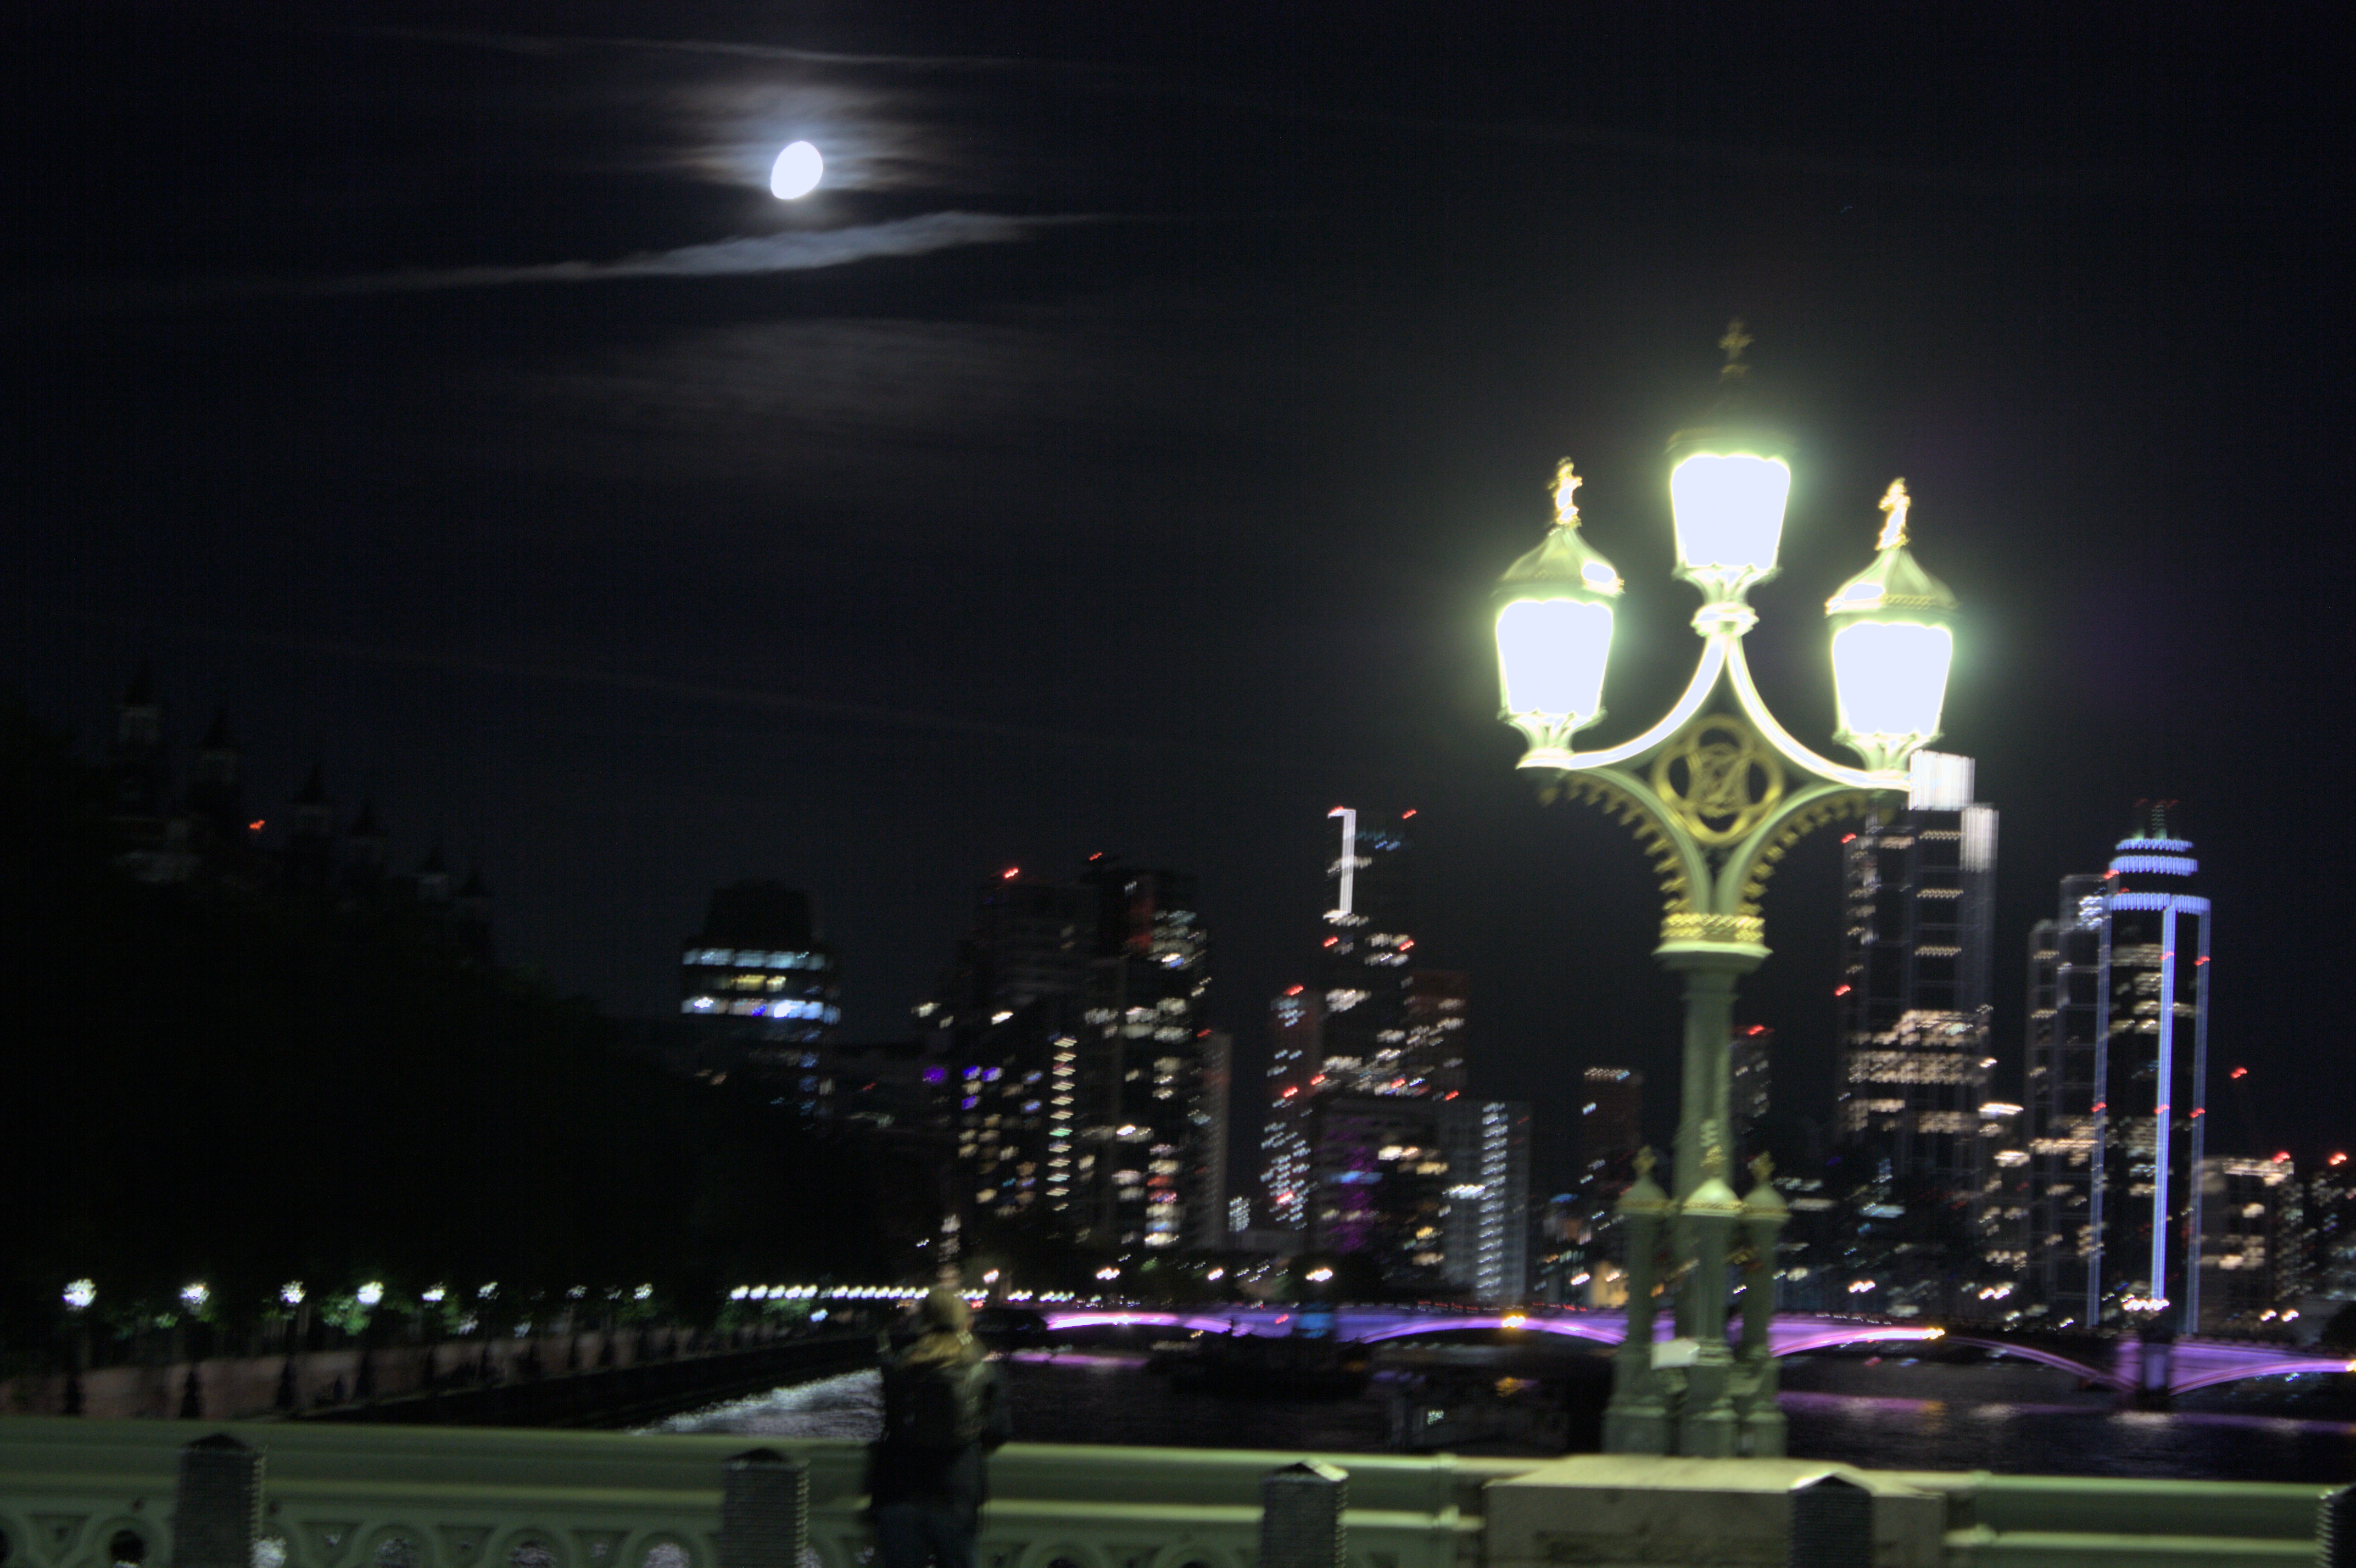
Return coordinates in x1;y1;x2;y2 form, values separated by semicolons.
1317;808;1416;1090
2023;871;2109;1320
1579;1068;1645;1194
1079;861;1214;1251
1833;751;1998;1314
921;862;1219;1251
1974;1101;2032;1313
1399;971;1471;1096
1187;1029;1233;1250
1441;1099;1533;1304
1263;809;1501;1291
1305;1092;1451;1281
2025;808;2214;1330
1728;1027;1772;1158
680;883;843;1094
2198;1156;2294;1333
1261;985;1323;1231
1570;1068;1645;1299
2307;1155;2356;1307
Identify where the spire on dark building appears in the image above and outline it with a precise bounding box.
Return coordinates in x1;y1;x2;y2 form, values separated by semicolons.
109;663;167;819
284;764;337;890
344;796;388;889
415;837;452;903
189;708;243;838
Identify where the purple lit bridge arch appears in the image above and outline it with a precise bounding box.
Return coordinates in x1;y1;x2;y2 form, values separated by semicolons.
1035;1306;2355;1396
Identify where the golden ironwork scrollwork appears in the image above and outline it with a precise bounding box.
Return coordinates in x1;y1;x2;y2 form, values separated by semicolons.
1651;713;1783;847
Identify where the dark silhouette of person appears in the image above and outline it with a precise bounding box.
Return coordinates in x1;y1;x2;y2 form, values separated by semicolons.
868;1289;1011;1568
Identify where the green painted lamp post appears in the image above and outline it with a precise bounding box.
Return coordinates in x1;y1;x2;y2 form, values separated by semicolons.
1491;329;1960;1456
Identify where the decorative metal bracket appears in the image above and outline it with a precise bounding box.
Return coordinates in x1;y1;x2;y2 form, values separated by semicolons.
1532;630;1900;948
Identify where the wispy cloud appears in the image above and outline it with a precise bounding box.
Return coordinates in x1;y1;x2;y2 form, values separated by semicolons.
304;212;1036;296
34;213;1054;315
358;25;1080;75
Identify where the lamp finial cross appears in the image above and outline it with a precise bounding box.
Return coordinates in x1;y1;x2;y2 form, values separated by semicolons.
1718;319;1754;382
1552;458;1583;526
1877;478;1911;550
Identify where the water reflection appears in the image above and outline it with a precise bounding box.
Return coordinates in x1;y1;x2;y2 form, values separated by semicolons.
649;1353;2356;1483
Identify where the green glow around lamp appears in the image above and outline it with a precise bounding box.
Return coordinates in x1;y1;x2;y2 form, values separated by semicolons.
1495;460;1623;765
1825;478;1958;773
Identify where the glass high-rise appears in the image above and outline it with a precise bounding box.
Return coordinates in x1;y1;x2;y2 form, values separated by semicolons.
1832;752;1998;1314
2025;808;2214;1330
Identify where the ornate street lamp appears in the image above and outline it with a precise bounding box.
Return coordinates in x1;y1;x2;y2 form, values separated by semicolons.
1490;326;1959;1457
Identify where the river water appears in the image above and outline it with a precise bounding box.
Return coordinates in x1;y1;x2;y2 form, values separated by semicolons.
649;1349;2356;1485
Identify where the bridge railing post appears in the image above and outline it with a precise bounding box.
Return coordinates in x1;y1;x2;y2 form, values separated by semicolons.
2320;1483;2355;1568
1786;1472;1871;1568
172;1432;263;1568
719;1447;809;1568
1260;1461;1346;1568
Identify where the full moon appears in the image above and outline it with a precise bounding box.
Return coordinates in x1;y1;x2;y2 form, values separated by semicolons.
770;141;823;200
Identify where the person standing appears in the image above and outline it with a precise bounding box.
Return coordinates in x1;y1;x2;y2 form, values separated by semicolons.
869;1288;1012;1568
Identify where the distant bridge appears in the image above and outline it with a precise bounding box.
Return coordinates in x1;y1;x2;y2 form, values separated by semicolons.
1037;1304;2354;1396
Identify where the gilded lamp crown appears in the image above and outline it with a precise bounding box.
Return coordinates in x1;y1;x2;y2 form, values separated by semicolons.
1825;480;1957;620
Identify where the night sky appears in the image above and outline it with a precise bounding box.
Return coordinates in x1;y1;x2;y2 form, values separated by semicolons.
10;5;2351;1189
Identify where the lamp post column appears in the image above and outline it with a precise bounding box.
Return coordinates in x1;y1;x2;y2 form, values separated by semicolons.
1738;1156;1789;1457
1660;945;1762;1205
1604;1151;1671;1454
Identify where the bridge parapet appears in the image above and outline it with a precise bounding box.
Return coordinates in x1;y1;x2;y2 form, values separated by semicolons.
0;1419;2343;1568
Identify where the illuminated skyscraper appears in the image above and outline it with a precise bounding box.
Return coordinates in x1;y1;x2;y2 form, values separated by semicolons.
1261;986;1322;1231
1441;1098;1532;1304
2198;1156;2293;1332
1728;1027;1771;1158
1316;808;1417;1088
919;861;1218;1251
1579;1067;1645;1194
2025;808;2214;1330
1833;751;1998;1314
678;882;842;1088
1260;808;1518;1295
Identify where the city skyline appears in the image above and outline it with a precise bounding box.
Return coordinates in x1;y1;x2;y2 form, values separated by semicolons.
8;7;2349;1177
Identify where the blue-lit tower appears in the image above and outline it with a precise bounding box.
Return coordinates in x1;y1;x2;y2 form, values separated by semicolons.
2025;807;2213;1330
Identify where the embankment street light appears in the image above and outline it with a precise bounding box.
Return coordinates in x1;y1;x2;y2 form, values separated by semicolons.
1490;326;1960;1458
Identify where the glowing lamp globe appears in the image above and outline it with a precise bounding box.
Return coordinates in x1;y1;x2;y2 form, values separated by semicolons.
1825;479;1958;774
1669;451;1791;603
1495;461;1623;766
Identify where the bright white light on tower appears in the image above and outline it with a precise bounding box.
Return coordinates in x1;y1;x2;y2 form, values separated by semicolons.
1830;620;1953;742
64;1279;96;1311
281;1281;305;1306
357;1281;384;1307
181;1282;210;1310
1670;453;1790;591
1496;598;1613;731
771;141;823;199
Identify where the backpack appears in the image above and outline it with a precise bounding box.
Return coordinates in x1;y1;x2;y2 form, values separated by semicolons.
896;1359;991;1449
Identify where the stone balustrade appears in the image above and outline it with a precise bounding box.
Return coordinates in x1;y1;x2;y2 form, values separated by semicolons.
0;1419;2346;1568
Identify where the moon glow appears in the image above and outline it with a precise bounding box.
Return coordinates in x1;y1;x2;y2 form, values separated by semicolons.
771;142;823;199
